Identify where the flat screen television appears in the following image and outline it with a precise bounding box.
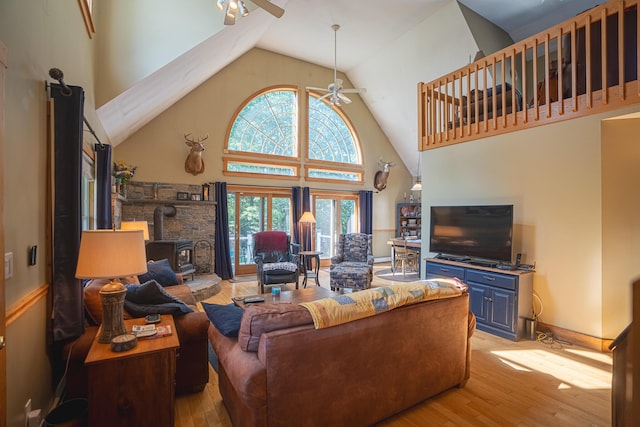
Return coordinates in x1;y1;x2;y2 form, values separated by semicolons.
429;205;513;262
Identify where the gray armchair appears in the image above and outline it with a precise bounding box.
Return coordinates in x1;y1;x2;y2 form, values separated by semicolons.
329;233;374;291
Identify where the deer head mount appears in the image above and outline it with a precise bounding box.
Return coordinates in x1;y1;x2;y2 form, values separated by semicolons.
373;160;396;192
184;133;208;176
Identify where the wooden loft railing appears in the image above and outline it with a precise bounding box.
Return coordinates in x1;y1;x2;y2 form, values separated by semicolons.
418;0;639;150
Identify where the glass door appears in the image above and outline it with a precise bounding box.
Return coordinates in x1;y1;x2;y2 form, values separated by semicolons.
312;193;358;265
228;188;292;276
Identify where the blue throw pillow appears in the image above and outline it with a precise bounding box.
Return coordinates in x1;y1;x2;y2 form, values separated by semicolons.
138;259;179;287
202;302;243;338
124;280;193;317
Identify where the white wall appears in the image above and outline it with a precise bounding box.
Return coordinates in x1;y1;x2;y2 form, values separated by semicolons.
421;105;640;338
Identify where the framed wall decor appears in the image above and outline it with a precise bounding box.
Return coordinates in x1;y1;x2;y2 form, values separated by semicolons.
177;191;189;200
191;193;201;201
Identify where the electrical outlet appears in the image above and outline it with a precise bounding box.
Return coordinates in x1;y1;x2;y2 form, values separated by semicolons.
5;252;13;280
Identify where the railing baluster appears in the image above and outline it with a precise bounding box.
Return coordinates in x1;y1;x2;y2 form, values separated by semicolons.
445;77;450;141
492;57;498;130
502;53;507;128
458;73;464;137
545;33;551;118
466;69;471;136
571;21;578;111
533;38;539;120
602;8;609;105
618;1;625;100
512;50;517;126
558;28;565;115
522;44;528;123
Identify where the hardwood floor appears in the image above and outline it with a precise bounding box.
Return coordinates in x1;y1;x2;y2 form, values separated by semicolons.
176;266;611;427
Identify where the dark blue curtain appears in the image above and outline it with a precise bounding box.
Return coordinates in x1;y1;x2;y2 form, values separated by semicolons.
50;84;85;342
359;190;373;235
301;187;312;252
95;143;112;229
214;182;233;279
291;187;302;245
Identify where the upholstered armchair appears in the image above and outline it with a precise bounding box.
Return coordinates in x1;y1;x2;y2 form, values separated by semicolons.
330;233;374;291
252;231;300;294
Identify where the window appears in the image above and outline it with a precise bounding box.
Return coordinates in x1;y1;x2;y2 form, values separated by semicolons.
224;86;363;184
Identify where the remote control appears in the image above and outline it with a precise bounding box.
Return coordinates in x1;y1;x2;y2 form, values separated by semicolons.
145;313;161;324
244;296;265;303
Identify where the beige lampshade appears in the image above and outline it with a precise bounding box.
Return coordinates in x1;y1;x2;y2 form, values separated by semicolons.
299;211;316;223
120;220;150;240
75;230;148;279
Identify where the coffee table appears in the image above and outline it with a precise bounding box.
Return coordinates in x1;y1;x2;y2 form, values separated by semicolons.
232;286;337;309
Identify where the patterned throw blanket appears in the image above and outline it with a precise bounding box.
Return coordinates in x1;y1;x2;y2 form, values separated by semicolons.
300;278;466;329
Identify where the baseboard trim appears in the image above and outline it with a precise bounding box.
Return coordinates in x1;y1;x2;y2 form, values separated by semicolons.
537;321;614;352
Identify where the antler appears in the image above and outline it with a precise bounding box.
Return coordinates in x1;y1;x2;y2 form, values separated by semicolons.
184;133;209;143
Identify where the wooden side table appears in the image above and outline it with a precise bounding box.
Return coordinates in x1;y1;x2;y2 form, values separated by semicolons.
85;314;179;427
299;251;322;288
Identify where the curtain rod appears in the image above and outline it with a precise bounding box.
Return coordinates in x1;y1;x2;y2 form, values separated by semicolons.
47;67;105;150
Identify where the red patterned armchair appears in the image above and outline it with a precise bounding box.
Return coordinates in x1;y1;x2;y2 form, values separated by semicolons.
252;231;300;294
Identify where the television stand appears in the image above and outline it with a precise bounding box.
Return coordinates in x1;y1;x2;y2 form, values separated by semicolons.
426;258;533;341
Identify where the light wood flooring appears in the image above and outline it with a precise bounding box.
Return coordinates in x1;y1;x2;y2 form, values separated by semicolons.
176;265;612;427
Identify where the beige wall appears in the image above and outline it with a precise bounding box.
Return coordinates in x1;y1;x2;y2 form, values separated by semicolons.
0;1;105;424
601;114;640;338
113;48;413;258
421;105;640;339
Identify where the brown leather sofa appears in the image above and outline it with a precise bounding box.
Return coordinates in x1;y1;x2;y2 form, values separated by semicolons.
209;292;475;426
63;276;210;398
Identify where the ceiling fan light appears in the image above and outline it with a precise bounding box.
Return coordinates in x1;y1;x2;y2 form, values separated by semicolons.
238;1;249;16
229;0;238;10
411;176;422;191
216;0;225;10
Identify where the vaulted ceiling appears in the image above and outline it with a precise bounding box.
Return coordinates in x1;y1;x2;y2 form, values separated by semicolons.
96;0;604;177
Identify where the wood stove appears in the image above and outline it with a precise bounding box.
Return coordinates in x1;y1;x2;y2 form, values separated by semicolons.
146;239;196;279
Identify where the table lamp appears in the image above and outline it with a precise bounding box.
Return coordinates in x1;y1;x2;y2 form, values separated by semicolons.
75;230;148;344
120;220;150;240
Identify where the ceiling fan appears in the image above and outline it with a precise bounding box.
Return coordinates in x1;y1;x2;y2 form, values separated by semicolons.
216;0;284;25
306;24;366;107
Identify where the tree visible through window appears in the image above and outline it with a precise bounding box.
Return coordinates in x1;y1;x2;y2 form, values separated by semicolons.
224;87;363;183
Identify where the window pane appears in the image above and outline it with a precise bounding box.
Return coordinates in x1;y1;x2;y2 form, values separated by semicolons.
308;168;361;182
308;96;359;164
229;90;297;157
272;197;291;234
228;161;295;176
315;199;335;256
340;200;357;234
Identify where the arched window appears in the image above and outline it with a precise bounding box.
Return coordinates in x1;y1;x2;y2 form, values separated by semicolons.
224;86;363;184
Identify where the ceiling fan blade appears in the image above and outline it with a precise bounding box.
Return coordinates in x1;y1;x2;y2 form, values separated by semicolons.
318;92;333;101
306;86;330;93
337;93;352;104
251;0;285;18
341;88;366;94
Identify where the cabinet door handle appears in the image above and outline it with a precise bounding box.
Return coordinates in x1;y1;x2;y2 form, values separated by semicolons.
484;297;493;302
440;268;450;272
483;276;495;281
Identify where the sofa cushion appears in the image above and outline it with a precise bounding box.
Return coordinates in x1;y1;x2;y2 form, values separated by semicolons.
124;280;193;317
238;303;313;352
202;303;243;337
138;259;179;287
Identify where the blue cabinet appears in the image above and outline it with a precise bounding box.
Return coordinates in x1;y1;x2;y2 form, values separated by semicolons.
426;259;533;341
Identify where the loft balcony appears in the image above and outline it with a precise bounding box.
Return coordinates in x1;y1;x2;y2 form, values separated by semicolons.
418;0;639;150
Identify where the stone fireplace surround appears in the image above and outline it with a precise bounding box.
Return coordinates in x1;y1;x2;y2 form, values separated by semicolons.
113;181;216;275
